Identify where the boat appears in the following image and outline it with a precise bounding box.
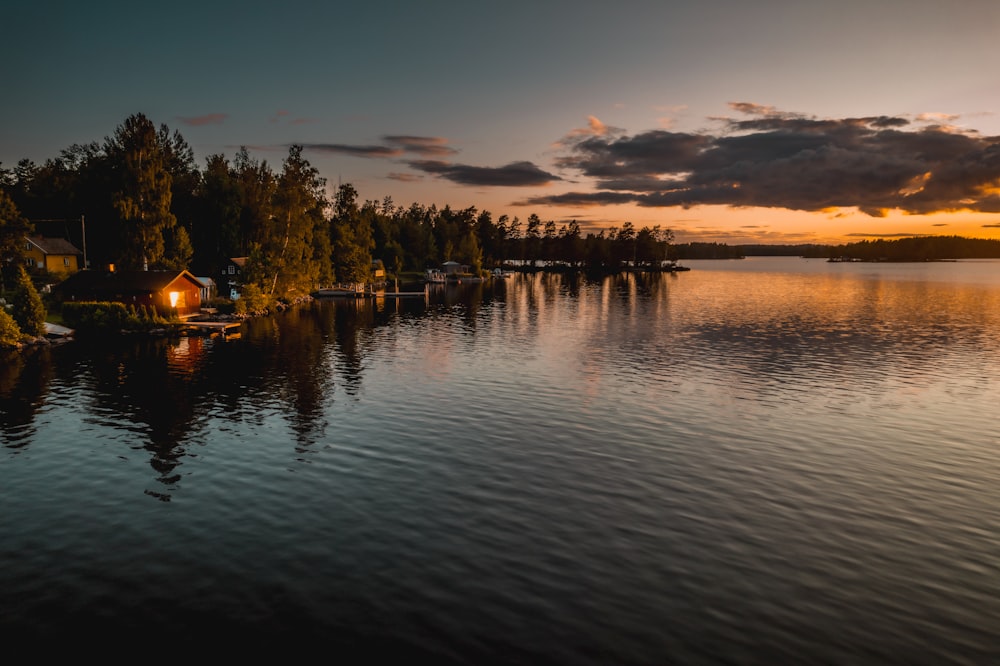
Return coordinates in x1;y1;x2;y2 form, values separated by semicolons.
424;269;446;284
663;260;691;272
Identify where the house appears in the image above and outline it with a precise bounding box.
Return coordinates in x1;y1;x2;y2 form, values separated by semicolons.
220;257;247;300
54;268;206;317
442;261;468;275
24;235;83;275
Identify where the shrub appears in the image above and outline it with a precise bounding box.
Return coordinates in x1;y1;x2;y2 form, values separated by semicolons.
61;301;131;334
233;283;273;315
0;307;22;347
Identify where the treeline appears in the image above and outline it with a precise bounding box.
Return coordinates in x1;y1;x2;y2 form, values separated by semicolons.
673;242;746;259
675;238;1000;260
808;236;1000;260
0;113;677;304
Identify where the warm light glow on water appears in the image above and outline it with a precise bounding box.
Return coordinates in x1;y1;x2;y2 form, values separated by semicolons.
2;258;1000;660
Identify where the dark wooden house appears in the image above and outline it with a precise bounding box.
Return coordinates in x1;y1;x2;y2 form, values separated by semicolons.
54;268;206;317
220;257;247;300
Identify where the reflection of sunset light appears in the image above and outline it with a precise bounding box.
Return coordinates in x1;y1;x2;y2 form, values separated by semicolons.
167;336;206;377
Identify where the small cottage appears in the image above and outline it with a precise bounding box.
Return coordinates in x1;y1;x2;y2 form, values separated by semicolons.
54;268;206;317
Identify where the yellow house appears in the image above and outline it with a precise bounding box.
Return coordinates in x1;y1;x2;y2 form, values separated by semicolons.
24;235;83;275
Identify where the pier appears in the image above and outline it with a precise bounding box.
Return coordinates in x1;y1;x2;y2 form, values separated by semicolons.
177;320;243;338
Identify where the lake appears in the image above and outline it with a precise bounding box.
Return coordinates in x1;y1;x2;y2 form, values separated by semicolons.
2;257;999;662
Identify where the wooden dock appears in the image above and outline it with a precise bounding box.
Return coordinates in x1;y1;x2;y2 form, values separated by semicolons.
178;320;243;338
315;283;428;299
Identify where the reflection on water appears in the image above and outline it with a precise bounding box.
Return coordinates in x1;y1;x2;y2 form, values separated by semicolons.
2;258;1000;661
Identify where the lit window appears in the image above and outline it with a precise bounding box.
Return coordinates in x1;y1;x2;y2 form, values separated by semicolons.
169;291;180;308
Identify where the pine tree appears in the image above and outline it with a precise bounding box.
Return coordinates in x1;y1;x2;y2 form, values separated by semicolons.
12;265;46;337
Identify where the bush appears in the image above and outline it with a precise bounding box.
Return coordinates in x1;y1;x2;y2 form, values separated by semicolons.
233;283;273;315
61;301;131;334
0;307;22;348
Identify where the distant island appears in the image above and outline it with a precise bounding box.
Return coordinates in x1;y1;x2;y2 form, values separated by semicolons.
673;236;1000;262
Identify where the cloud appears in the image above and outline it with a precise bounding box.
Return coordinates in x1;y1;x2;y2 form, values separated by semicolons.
409;160;561;187
177;113;228;126
384;136;456;157
982;223;1000;228
528;103;1000;217
386;172;423;182
300;135;455;159
555;116;624;149
301;143;403;157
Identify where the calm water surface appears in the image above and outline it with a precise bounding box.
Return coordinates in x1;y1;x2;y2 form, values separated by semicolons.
2;257;999;662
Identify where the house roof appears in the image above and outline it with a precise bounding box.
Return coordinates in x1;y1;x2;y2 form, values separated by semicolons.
55;269;205;295
230;257;247;267
26;235;82;256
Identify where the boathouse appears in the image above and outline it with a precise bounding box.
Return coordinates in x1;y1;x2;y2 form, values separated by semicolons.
54;268;206;317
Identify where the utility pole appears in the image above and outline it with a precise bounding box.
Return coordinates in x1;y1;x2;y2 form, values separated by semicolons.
81;215;88;269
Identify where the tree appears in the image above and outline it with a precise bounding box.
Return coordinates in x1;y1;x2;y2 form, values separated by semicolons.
0;191;33;292
105;113;177;270
330;183;373;284
161;225;194;271
265;145;331;295
11;265;45;337
196;154;242;265
524;214;542;265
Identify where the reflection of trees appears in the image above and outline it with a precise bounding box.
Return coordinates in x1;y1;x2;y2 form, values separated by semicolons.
83;338;201;495
0;347;53;449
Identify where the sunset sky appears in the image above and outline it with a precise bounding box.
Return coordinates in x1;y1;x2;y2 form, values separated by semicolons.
4;0;1000;244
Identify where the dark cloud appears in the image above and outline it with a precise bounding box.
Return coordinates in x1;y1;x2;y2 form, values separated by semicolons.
531;104;1000;217
301;144;403;157
384;136;456;157
386;172;423;182
410;160;560;187
300;135;454;159
177;113;228;126
982;223;1000;228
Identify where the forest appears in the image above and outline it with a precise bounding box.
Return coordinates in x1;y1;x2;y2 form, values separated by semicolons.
0;113;676;311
